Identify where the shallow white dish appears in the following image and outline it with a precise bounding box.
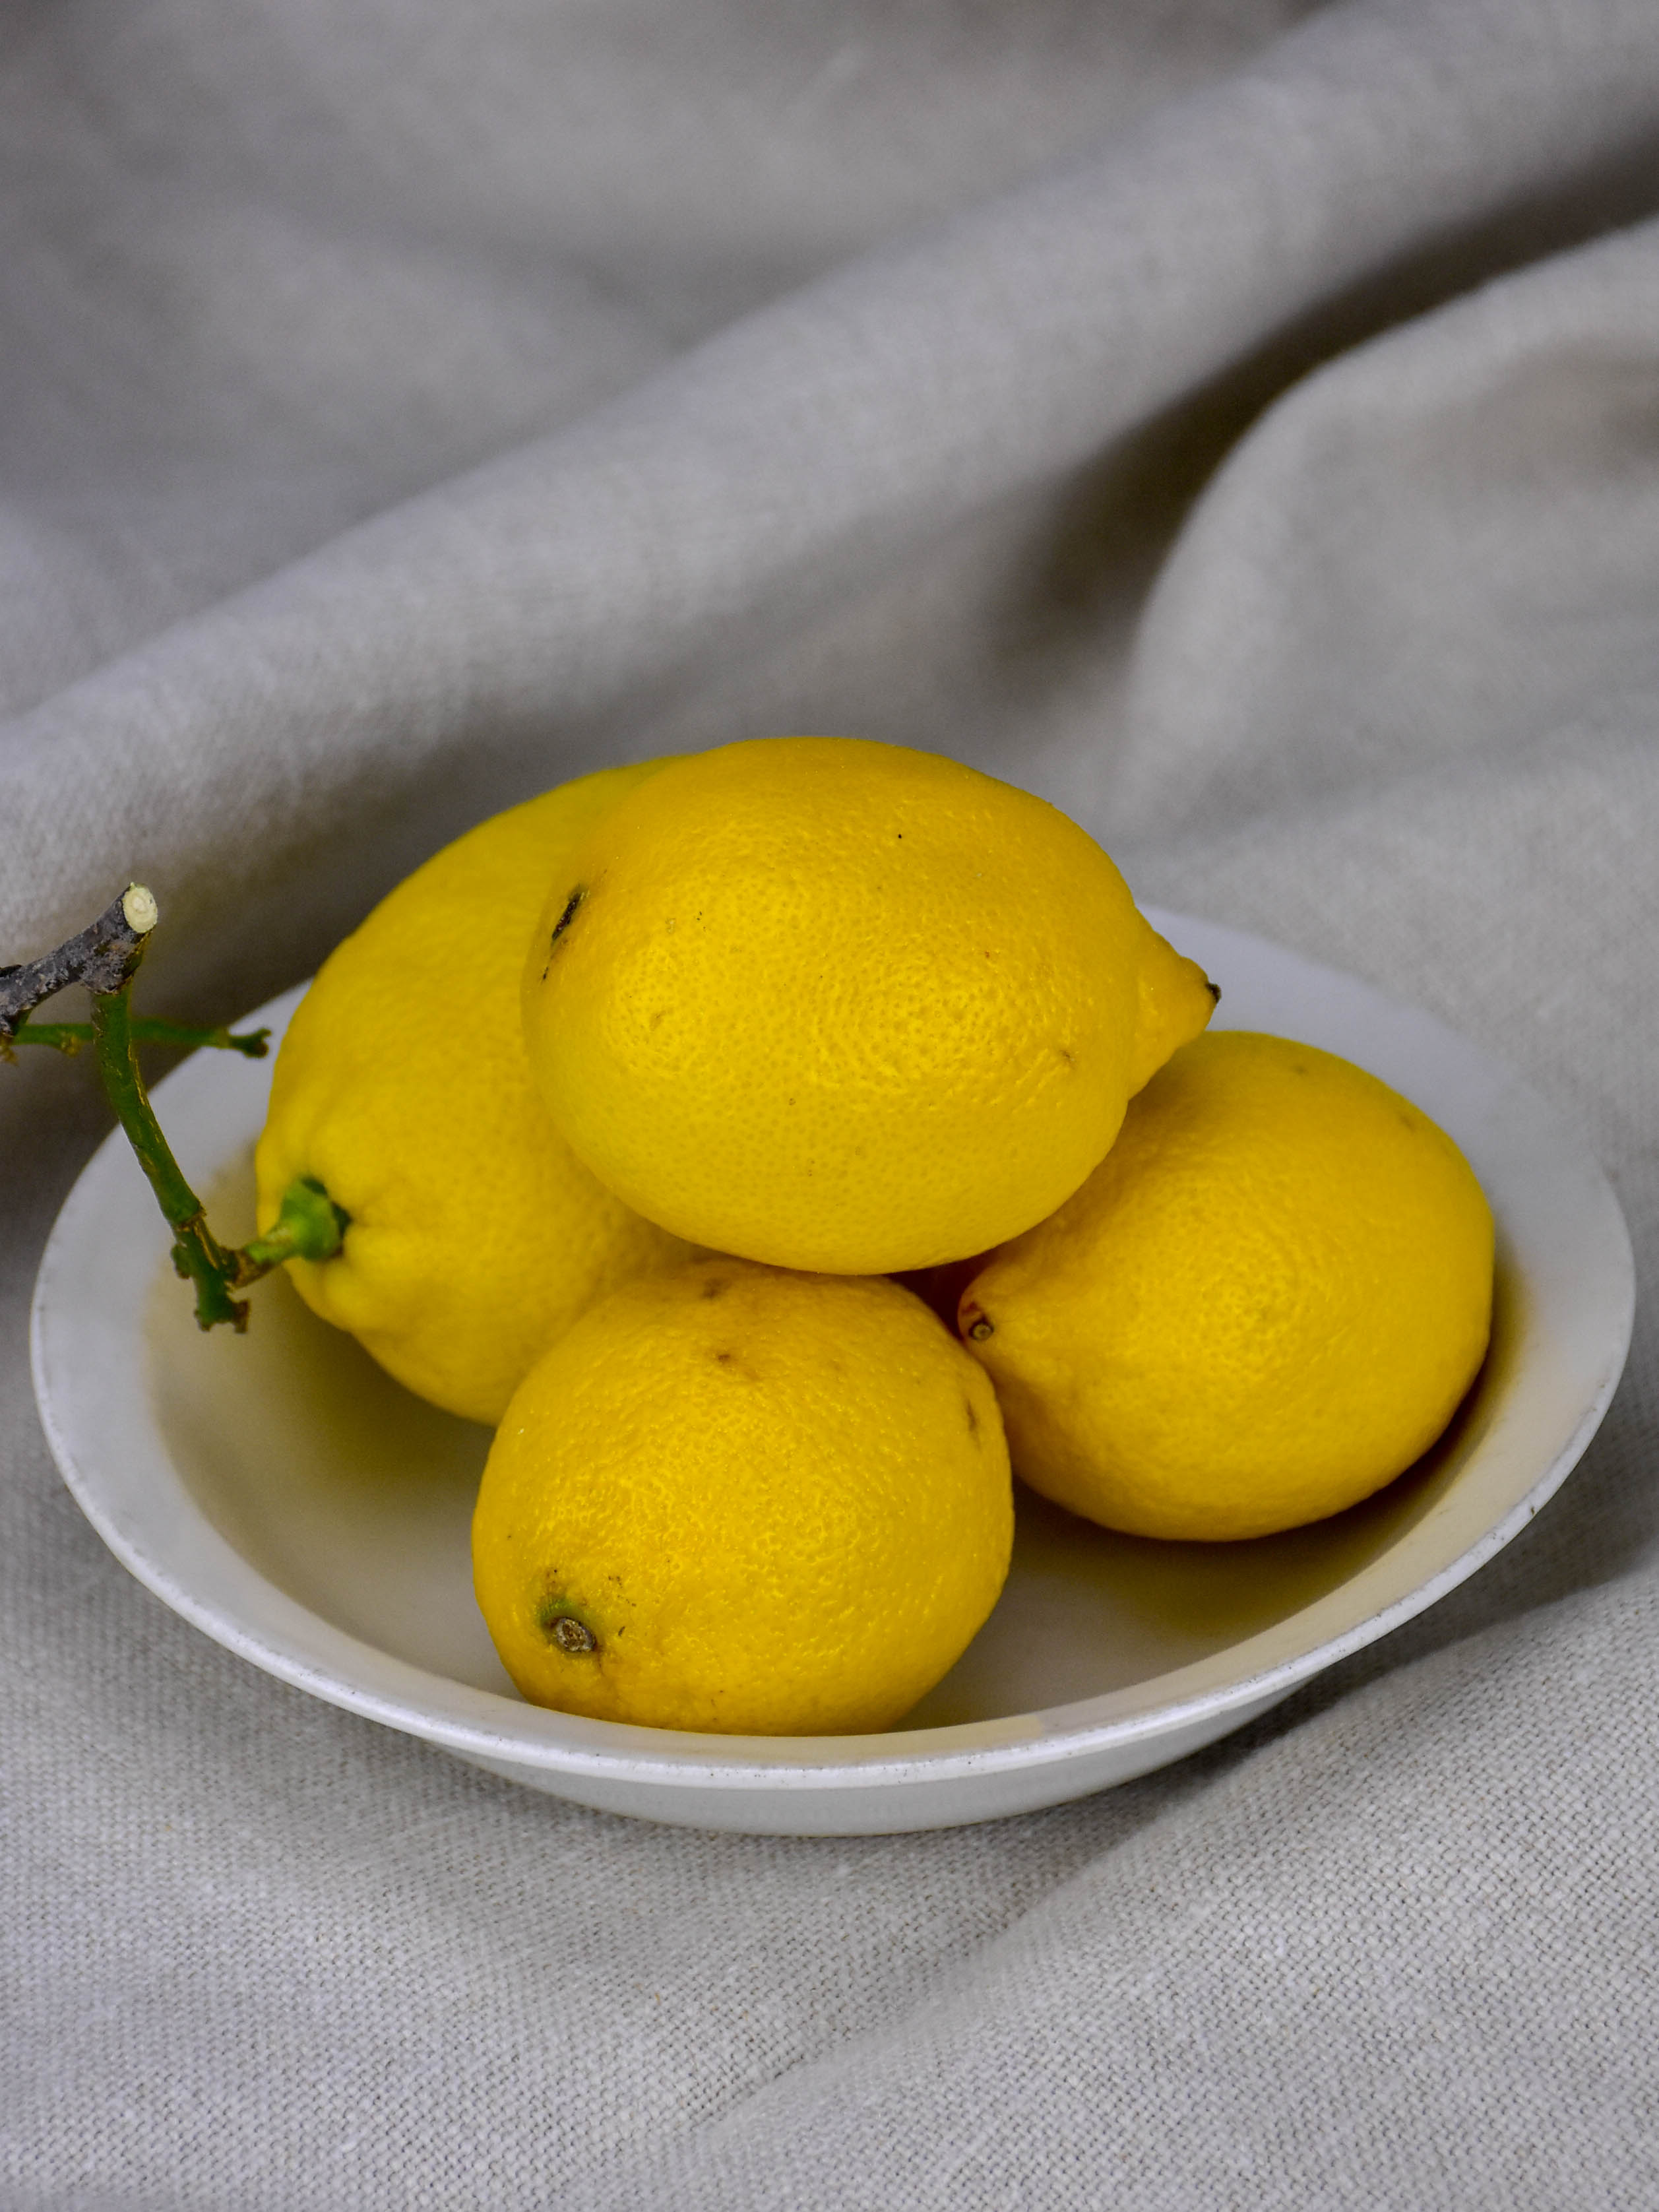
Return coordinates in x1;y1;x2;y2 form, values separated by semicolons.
32;910;1634;1834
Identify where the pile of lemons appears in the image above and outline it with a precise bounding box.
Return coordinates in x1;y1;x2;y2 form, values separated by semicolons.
255;740;1493;1737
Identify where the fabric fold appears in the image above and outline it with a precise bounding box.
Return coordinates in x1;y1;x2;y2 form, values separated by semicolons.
5;0;1659;971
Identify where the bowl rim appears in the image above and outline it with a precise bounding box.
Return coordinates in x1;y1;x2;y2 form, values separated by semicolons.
30;908;1636;1800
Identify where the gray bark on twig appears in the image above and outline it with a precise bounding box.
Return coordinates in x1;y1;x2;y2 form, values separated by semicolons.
0;888;156;1040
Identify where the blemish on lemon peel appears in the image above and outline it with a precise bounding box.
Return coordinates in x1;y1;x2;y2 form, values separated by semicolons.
542;885;586;976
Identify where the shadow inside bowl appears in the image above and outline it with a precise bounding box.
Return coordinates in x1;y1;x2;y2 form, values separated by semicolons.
147;1147;1520;1735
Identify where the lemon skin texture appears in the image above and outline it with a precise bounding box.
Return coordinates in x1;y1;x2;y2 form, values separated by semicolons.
959;1030;1495;1542
472;1259;1013;1735
255;762;693;1426
520;736;1215;1275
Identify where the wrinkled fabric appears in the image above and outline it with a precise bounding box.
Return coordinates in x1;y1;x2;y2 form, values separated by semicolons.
3;2;1657;2205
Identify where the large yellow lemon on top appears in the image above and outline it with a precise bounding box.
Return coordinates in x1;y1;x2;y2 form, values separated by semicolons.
521;737;1215;1275
472;1259;1013;1735
254;763;693;1425
958;1030;1494;1541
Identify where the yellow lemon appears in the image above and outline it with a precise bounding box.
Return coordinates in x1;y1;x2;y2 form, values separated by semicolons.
958;1030;1494;1540
472;1258;1013;1734
520;736;1214;1275
254;763;693;1425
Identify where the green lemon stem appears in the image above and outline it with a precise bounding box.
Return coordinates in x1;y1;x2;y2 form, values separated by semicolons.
92;991;347;1330
5;883;345;1335
241;1178;350;1273
10;1013;270;1058
90;978;253;1331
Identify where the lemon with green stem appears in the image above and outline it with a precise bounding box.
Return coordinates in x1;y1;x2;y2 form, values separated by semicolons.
255;762;693;1425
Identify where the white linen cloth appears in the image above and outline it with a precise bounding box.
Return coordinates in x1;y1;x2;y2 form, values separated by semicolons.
3;1;1657;2203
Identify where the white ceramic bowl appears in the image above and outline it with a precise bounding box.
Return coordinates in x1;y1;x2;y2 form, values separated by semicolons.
32;911;1634;1834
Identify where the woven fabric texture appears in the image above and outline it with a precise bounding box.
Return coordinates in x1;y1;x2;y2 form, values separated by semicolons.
3;2;1657;2205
